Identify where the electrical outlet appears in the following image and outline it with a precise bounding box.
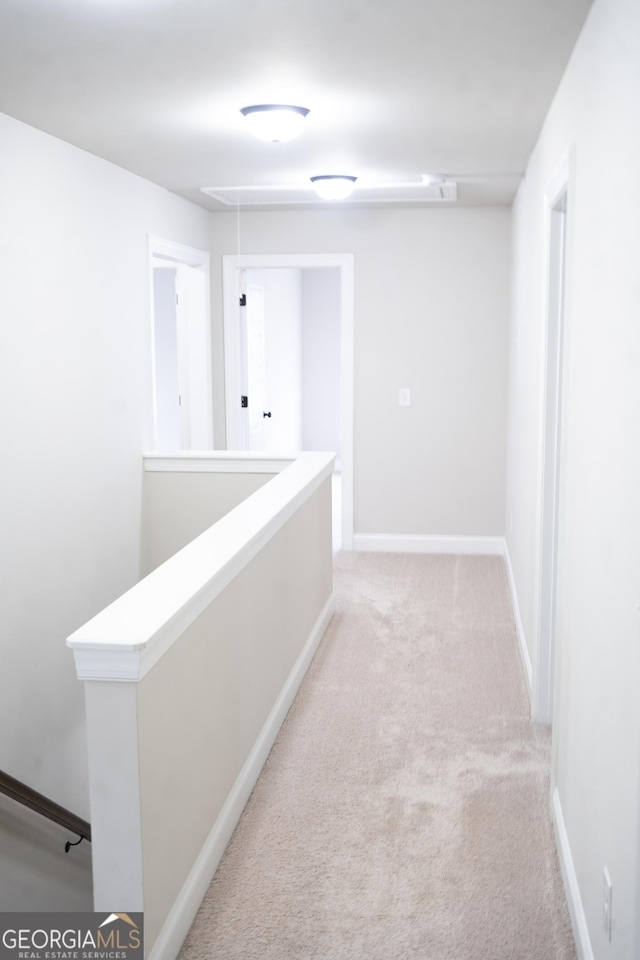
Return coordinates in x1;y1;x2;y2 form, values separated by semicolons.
603;867;612;942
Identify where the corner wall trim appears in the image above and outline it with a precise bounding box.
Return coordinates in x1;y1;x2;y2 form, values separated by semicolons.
552;788;594;960
147;593;335;960
353;534;505;556
503;543;533;701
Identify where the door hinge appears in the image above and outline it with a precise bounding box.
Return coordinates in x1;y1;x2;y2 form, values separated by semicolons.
176;294;179;305
239;293;247;307
241;395;248;408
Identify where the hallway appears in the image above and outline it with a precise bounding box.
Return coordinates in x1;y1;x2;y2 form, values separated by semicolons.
179;552;575;959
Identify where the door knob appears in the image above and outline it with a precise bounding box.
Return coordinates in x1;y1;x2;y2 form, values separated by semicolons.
263;411;272;418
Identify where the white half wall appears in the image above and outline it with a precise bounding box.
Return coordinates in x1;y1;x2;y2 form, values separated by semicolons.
68;453;335;956
0;110;213;906
505;1;640;956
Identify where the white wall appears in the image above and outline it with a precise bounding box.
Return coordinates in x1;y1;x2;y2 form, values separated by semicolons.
505;0;640;956
143;468;274;573
0;111;212;905
211;207;511;538
301;268;341;459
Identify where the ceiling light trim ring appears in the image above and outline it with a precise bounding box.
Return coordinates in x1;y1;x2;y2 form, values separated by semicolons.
240;103;310;142
240;104;310;118
310;175;358;200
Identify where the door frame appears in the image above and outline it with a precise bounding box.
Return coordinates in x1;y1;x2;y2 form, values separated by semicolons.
148;235;213;449
534;147;574;724
223;253;354;550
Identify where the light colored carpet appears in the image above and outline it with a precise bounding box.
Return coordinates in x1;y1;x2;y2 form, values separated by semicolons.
179;552;576;960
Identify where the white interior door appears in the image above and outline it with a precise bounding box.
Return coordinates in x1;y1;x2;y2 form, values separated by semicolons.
245;284;267;451
245;268;302;452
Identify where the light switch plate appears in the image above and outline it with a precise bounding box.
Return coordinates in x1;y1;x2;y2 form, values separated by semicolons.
399;388;411;407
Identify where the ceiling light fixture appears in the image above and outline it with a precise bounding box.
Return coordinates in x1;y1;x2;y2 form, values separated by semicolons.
310;175;358;200
240;104;310;142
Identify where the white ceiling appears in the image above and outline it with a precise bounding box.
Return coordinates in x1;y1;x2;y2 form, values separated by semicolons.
0;0;593;211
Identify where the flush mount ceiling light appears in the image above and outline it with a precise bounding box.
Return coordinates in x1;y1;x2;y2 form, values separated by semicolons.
310;175;358;200
240;104;310;142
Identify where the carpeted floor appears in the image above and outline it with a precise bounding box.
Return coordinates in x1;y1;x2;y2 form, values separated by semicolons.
179;552;577;960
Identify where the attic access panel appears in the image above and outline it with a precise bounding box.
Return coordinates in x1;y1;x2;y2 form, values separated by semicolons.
201;181;457;206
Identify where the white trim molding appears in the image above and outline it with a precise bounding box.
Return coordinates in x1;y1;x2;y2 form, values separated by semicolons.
148;593;335;960
552;788;594;960
353;533;505;555
143;452;293;474
503;542;533;701
148;235;211;268
534;144;576;724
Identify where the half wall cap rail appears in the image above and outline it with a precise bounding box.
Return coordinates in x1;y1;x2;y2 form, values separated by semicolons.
0;769;91;852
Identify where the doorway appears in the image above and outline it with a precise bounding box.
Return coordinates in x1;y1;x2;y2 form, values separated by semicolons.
223;253;354;551
149;236;213;450
536;154;572;725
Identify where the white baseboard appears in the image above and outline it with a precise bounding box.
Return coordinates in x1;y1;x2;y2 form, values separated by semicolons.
148;593;336;960
502;542;533;700
552;788;594;960
353;533;505;555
